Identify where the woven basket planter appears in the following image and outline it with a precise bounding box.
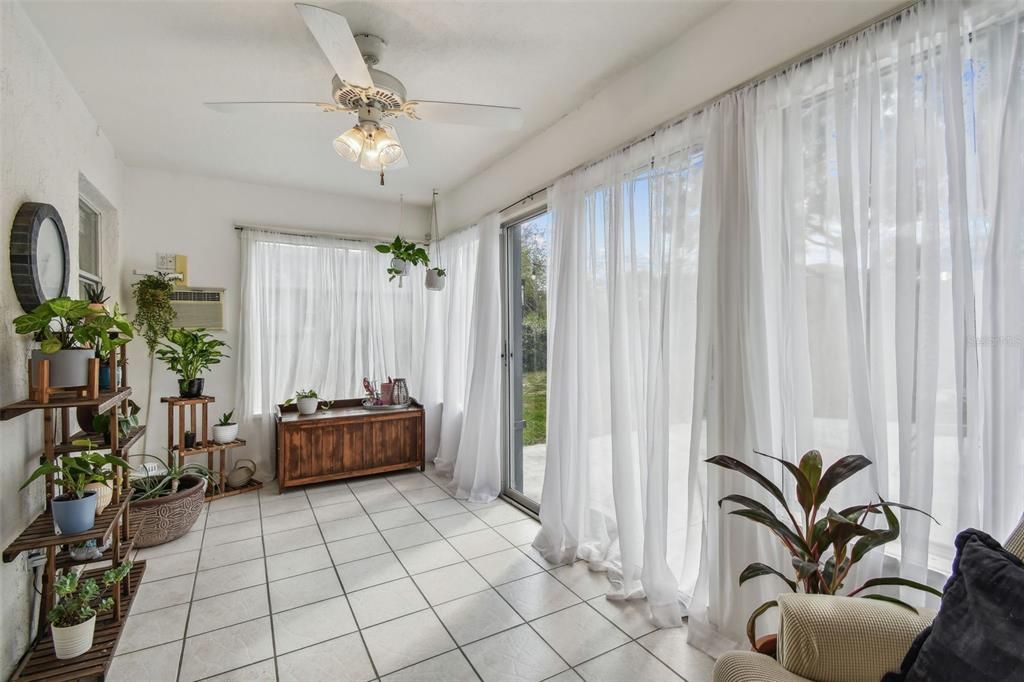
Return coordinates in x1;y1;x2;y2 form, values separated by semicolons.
132;475;207;548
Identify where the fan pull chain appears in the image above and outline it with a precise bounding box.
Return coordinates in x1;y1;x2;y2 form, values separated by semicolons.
380;168;385;186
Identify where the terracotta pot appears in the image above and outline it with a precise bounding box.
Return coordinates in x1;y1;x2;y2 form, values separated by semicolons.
132;475;207;548
753;634;778;659
52;615;96;659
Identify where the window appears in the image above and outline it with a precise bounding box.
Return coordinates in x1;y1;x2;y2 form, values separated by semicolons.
78;198;101;294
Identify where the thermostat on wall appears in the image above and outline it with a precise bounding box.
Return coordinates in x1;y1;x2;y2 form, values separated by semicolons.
157;253;188;286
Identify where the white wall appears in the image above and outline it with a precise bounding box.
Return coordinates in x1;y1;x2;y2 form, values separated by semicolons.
442;0;905;231
120;168;430;473
0;3;125;676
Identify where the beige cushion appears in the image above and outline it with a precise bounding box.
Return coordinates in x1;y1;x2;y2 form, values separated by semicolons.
1005;515;1024;560
714;651;813;682
776;593;933;682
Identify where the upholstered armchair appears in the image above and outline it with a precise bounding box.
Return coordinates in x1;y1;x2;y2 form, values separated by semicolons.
713;517;1024;682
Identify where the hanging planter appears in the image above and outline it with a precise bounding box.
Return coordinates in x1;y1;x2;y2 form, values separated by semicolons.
425;267;446;291
425;190;446;292
375;236;429;286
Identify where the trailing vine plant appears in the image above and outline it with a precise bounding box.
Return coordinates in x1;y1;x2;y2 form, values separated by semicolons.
130;272;177;450
131;272;176;354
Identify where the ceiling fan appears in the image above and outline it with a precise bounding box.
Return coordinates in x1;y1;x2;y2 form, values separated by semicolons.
206;3;524;185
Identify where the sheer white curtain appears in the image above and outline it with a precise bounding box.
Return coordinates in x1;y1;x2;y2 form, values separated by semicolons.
432;214;504;502
536;0;1024;655
537;118;706;626
690;0;1024;651
235;228;426;476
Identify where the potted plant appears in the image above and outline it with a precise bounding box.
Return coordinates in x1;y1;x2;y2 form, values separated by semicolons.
130;272;176;352
425;267;446;292
14;297;133;388
154;327;229;397
130;272;177;418
212;410;238;444
130;456;215;547
91;400;141;445
707;449;942;653
183;431;197;449
375;236;429;285
82;282;108;315
49;560;132;659
283;389;333;416
76;446;131;516
20;448;129;533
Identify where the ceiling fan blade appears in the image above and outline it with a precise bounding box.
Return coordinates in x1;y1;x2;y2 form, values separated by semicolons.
295;4;373;89
404;100;523;130
205;101;346;113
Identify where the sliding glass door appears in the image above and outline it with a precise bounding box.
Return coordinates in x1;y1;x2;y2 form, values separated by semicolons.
502;210;551;512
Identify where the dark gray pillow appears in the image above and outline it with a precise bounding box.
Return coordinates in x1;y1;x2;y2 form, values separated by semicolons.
883;529;1024;682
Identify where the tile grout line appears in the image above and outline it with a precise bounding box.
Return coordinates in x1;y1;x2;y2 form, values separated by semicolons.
307;479;385;682
354;477;487;682
173;495;209;682
256;486;283;682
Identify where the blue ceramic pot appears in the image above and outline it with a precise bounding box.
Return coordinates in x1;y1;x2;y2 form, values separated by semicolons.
98;366;122;390
52;491;98;535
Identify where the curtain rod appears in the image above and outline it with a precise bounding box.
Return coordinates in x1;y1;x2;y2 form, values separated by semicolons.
234;224;429;245
497;0;919;216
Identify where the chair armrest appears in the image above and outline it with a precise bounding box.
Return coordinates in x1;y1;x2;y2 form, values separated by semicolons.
776;594;933;682
714;651;812;682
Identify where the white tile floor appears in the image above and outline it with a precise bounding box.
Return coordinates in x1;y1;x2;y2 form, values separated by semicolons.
109;464;714;682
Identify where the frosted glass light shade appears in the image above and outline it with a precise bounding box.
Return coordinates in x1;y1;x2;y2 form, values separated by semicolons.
333;127;365;162
375;126;404;166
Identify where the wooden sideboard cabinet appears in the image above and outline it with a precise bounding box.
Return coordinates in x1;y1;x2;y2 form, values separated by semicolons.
275;398;425;491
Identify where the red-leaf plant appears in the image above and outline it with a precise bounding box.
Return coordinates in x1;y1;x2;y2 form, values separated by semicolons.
706;449;941;648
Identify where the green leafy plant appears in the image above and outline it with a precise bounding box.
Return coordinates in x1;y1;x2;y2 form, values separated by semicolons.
130;272;177;355
217;410;235;426
130;455;217;500
375;236;430;280
20;445;130;499
92;400;141;441
82;282;108;306
14;297;133;355
428;267;447;277
49;560;132;628
155;328;229;382
707;449;941;647
282;389;333;410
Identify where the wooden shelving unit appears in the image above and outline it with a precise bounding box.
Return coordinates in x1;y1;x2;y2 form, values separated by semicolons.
10;561;147;682
2;344;147;681
161;395;261;499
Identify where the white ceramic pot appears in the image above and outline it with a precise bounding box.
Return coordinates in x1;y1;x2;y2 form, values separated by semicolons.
31;349;95;388
52;615;96;659
425;269;446;291
390;258;410;277
296;397;319;415
212;423;239;444
83;482;112;516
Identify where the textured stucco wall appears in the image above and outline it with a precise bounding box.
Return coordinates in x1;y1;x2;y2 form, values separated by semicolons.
0;3;124;675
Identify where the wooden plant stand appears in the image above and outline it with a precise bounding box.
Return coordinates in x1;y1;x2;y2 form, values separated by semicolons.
2;348;147;681
161;395;261;500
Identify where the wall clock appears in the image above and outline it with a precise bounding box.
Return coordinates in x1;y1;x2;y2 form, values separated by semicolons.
10;202;70;312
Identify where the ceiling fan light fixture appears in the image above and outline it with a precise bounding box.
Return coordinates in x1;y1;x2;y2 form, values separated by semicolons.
375;125;404;166
333;127;365;162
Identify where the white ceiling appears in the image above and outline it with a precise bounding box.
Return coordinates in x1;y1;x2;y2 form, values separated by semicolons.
24;0;723;205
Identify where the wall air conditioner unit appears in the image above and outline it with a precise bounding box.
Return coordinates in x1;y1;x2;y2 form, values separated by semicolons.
169;287;225;330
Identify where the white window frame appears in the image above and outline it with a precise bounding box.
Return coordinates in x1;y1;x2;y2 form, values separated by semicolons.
78;196;102;291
